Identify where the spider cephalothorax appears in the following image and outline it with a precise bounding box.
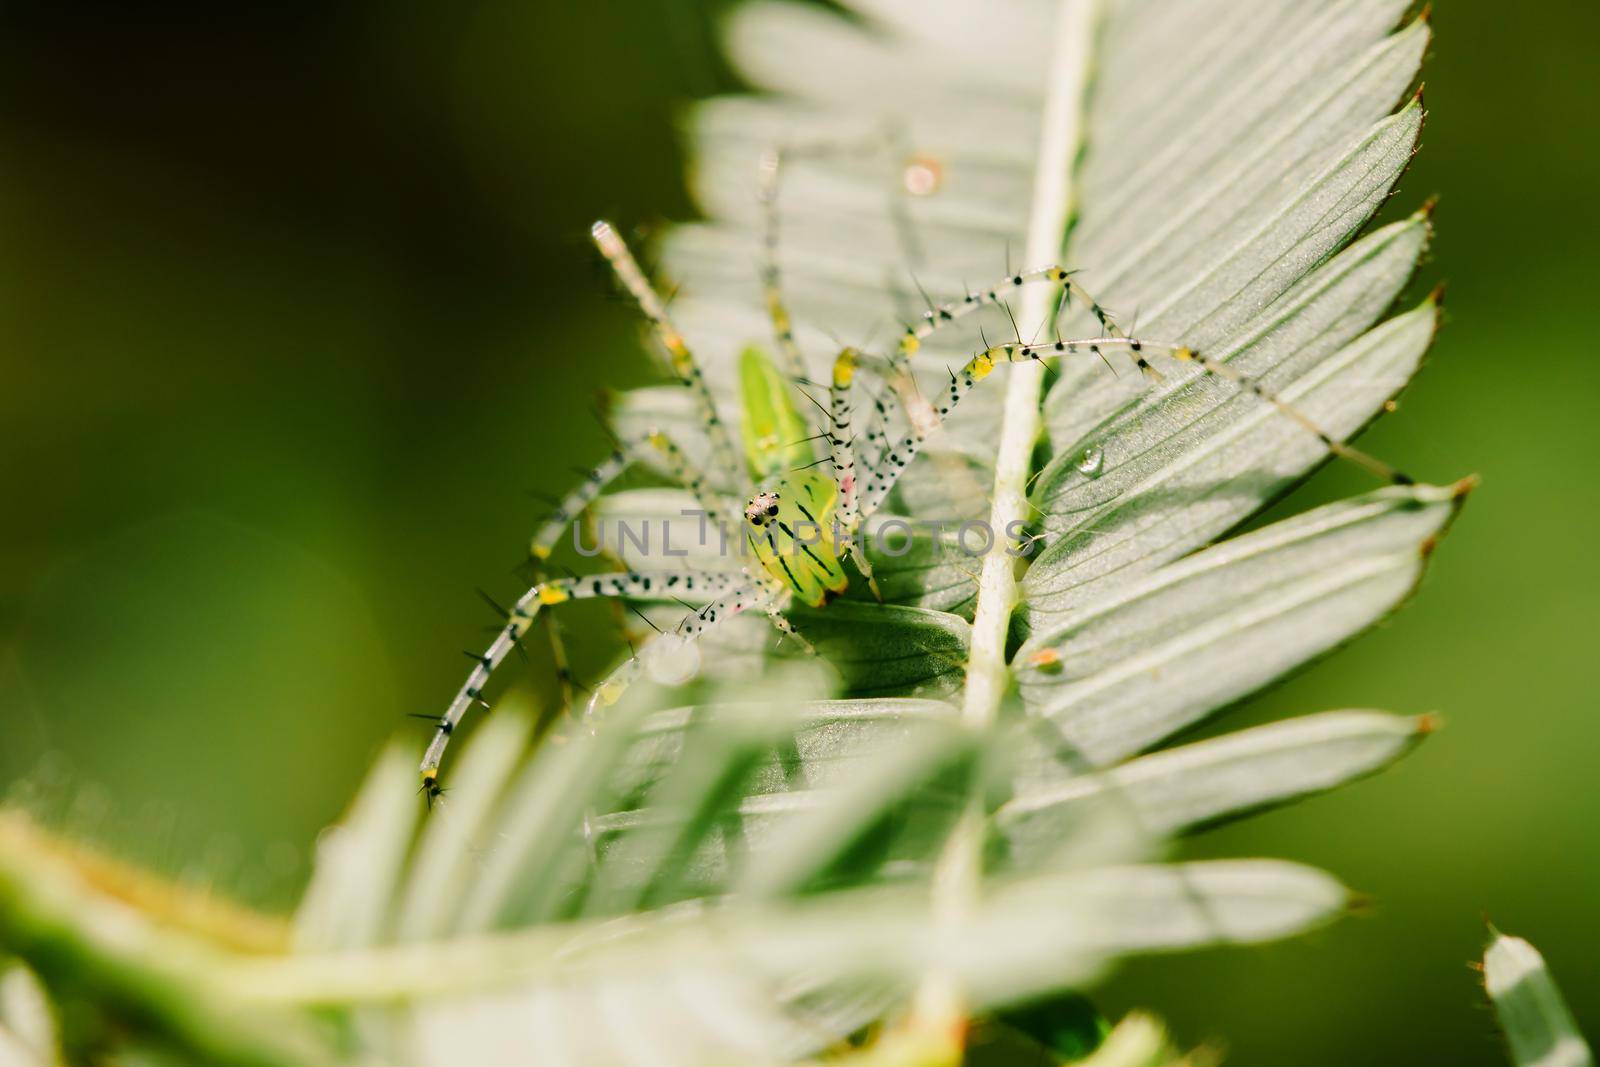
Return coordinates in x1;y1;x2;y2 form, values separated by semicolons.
744;490;780;527
743;474;849;609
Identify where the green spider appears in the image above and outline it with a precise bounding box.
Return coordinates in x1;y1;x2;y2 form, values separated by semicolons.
418;152;1409;801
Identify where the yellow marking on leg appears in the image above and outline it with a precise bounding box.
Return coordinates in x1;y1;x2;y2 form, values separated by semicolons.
537;585;570;605
833;349;857;387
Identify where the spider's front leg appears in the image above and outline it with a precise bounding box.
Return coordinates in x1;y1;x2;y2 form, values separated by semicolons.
522;426;738;710
756;127;928;383
825;347;884;601
581;573;807;716
847;336;1169;546
529;428;737;563
873;265;1415;516
419;569;749;800
591;221;741;483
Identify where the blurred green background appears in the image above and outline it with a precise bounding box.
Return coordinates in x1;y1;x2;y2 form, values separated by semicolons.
1;1;1595;1063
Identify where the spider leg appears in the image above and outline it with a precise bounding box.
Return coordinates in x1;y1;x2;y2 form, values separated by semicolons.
757;125;929;384
860;253;1414;526
530;428;738;563
591;221;741;487
583;577;787;715
756;149;807;382
1010;335;1412;486
420;569;748;797
853;336;1164;523
826;348;883;600
761;594;815;654
525;428;740;714
893;265;1074;365
1039;272;1413;484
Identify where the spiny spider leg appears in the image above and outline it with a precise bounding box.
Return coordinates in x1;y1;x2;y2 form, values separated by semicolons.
891;264;1412;486
591;221;742;490
997;336;1413;486
579;577;798;717
757;128;930;383
825;347;883;599
420;569;749;797
845;338;1208;522
530;428;739;563
521;427;740;715
894;265;1072;365
756;149;807;382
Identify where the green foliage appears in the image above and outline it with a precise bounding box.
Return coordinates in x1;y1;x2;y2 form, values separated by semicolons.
1485;932;1595;1067
0;0;1477;1064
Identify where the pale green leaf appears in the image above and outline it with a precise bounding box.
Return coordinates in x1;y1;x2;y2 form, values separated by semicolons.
789;601;970;697
1031;238;1438;611
394;711;532;940
998;710;1433;854
292;743;417;952
1073;7;1426;313
0;962;57;1067
1016;482;1468;764
275;2;1459;1064
1486;933;1595;1067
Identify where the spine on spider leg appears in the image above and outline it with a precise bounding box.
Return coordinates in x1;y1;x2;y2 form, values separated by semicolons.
857;381;894;475
828;349;862;532
418;569;747;797
1164;343;1413;485
581;579;774;716
1037;268;1413;481
853;346;1018;519
529;429;731;561
590;221;740;482
894;266;1071;363
999;336;1414;485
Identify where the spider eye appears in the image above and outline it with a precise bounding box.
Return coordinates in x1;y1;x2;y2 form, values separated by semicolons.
766;504;779;516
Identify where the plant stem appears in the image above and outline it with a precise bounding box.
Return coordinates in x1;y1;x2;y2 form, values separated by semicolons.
916;0;1099;1029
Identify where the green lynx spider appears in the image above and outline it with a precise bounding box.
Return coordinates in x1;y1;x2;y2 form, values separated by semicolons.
417;148;1411;800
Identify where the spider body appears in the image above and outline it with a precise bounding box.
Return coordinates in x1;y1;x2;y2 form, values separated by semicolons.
744;472;849;609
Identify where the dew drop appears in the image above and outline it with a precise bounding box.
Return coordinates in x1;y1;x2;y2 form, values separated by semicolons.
644;632;701;686
1075;445;1105;478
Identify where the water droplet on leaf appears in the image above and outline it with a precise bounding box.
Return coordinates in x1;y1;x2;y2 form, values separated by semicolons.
1075;445;1105;478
